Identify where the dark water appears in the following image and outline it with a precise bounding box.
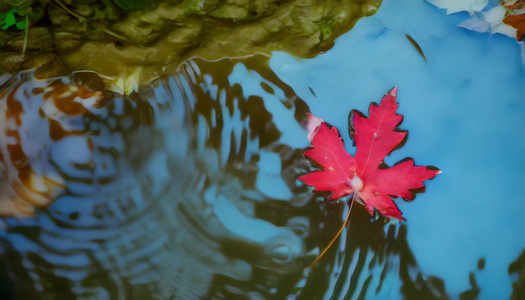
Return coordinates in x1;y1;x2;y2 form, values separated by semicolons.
0;53;462;299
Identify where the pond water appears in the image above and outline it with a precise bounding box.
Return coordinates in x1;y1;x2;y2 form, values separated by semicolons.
270;0;525;298
0;0;524;299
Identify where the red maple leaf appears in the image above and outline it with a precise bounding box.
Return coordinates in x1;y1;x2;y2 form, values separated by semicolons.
299;87;440;221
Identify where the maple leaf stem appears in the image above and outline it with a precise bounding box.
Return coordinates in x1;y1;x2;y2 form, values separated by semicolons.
308;194;356;268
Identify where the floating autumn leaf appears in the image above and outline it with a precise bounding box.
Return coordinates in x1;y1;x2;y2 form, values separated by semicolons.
426;0;523;41
300;87;441;266
426;0;489;15
458;5;518;38
502;1;525;41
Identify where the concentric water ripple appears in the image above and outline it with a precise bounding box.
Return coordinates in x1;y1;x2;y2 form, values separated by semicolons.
0;56;318;299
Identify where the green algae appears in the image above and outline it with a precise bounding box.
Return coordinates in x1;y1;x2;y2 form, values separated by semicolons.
0;0;381;93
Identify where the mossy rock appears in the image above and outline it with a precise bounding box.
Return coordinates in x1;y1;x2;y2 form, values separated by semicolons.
0;0;382;93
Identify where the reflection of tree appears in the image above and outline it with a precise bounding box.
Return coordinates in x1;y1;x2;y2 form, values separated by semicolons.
509;250;525;300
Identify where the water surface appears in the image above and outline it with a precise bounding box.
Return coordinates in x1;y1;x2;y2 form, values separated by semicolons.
0;0;524;299
270;0;525;298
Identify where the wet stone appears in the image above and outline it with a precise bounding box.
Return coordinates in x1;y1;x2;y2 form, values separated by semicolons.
5;28;53;53
54;32;84;52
